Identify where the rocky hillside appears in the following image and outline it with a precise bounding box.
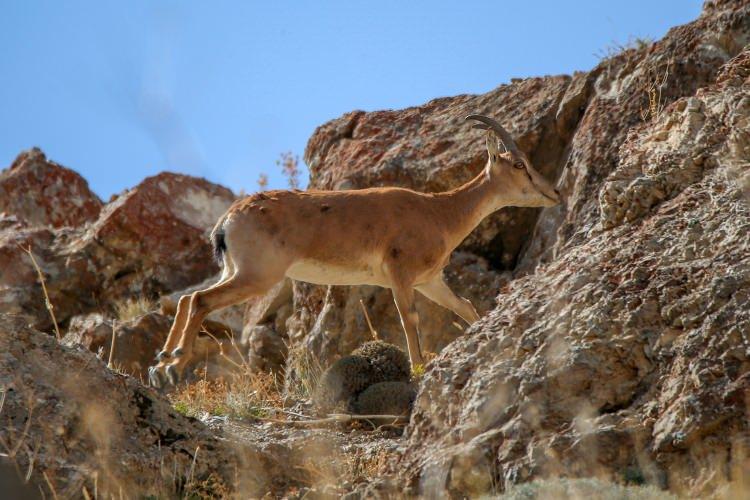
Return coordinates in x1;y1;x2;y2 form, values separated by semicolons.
1;0;749;497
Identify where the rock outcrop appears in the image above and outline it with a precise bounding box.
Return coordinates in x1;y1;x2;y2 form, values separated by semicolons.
393;3;750;497
0;160;235;333
0;148;103;228
0;313;402;497
288;0;750;379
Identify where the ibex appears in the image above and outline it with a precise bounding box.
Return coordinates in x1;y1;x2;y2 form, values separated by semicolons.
149;115;560;387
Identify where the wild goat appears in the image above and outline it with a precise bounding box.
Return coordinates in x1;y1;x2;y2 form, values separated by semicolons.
149;115;560;387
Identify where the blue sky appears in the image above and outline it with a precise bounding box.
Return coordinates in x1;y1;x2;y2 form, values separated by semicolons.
1;0;703;199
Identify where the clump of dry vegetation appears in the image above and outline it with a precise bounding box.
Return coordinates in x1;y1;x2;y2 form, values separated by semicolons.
113;296;155;322
170;362;283;420
277;151;301;189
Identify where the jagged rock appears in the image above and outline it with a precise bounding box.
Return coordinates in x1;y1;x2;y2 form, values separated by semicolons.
243;324;288;374
0;148;102;228
62;312;170;380
77;172;236;303
243;278;293;333
0;167;236;331
0;313;283;497
399;8;750;497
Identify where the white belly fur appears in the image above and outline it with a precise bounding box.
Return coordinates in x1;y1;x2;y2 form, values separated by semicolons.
285;258;388;287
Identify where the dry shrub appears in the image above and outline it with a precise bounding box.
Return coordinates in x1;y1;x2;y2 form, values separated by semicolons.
277;151;301;189
170;369;282;420
113;296;155;322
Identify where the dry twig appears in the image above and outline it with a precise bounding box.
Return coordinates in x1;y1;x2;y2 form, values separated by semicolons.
359;299;378;340
19;245;61;340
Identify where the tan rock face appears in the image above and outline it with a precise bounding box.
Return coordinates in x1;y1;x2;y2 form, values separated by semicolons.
398;6;750;498
0;148;103;228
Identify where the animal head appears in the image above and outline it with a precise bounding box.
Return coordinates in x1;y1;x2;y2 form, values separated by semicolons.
466;114;560;208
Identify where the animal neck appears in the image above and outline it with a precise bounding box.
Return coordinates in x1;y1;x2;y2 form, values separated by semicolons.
435;166;508;248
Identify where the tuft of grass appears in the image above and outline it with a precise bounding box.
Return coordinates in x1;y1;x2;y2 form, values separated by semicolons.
113;297;155;322
594;36;653;61
284;342;324;401
169;369;282;420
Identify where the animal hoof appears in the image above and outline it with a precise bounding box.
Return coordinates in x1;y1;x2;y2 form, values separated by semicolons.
156;350;170;361
171;347;184;358
165;365;179;386
148;367;163;388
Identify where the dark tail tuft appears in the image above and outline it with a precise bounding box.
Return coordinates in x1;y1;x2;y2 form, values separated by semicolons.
212;229;227;264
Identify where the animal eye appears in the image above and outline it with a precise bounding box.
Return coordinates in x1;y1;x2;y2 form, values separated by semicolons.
514;161;525;169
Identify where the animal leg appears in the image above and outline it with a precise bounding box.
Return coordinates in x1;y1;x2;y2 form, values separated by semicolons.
151;275;272;386
391;285;425;369
149;260;236;387
416;274;480;324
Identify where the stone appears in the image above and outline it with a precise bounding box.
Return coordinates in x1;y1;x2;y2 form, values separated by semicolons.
0;167;237;331
0;148;103;228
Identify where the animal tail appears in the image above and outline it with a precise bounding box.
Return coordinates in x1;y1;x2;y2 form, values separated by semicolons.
210;218;227;264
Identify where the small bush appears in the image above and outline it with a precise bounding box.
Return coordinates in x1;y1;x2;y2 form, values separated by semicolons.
113;296;155;322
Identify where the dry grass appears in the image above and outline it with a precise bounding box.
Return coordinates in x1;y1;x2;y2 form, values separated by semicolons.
277;151;301;189
113;296;155;322
170;369;283;420
19;245;61;340
284;341;324;401
492;477;676;500
594;36;653;61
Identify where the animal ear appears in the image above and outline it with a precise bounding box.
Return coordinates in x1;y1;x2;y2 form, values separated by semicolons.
486;131;504;162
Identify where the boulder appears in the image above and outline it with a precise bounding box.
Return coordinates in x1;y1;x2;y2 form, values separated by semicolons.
0;314;264;497
0;166;237;331
0;148;102;228
63;312;170;380
76;172;236;303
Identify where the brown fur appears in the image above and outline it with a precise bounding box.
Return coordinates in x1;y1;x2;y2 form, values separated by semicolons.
148;127;561;387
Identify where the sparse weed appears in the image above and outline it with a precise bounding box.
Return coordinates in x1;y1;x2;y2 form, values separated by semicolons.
284;341;324;400
492;477;675;500
113;296;155;322
594;36;654;61
277;151;301;189
169;369;282;420
640;57;672;122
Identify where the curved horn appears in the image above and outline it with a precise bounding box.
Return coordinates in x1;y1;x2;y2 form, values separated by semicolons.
465;114;519;154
